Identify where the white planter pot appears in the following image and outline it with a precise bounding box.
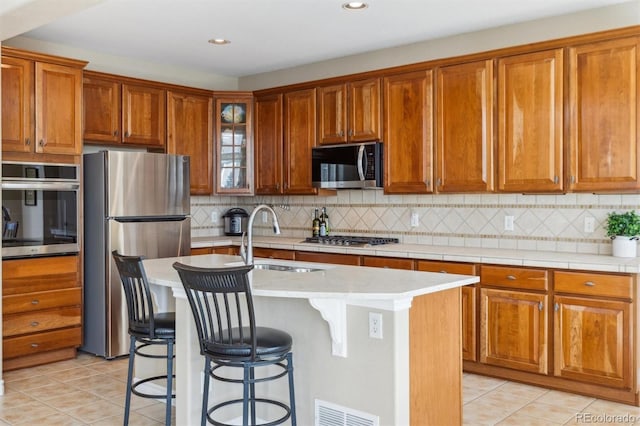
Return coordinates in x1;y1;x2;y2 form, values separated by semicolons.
612;236;638;258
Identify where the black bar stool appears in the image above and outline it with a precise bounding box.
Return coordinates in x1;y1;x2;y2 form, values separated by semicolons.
172;262;296;426
112;250;176;426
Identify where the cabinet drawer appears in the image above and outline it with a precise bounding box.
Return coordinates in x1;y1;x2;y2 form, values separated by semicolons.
3;288;81;315
3;255;80;295
3;307;81;337
295;251;361;265
3;326;82;360
254;247;296;260
481;265;548;291
416;260;477;275
554;271;633;299
362;256;414;270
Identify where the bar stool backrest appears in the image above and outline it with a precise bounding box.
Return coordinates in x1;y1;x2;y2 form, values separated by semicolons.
112;250;157;338
172;263;257;361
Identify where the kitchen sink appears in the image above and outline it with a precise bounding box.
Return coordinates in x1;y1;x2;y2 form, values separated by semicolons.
253;263;322;273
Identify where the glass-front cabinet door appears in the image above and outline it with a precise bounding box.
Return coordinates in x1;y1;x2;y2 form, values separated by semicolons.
214;93;253;194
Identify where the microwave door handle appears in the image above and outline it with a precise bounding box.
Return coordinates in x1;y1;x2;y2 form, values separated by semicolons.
357;145;366;181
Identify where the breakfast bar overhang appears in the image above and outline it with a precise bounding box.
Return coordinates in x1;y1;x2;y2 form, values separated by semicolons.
143;254;479;426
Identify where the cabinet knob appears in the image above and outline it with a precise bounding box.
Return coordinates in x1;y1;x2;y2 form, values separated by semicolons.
31;343;39;348
276;183;280;190
39;139;45;147
31;321;39;327
584;281;595;287
538;301;543;311
124;131;129;138
25;138;30;146
554;303;559;311
553;175;559;184
31;299;39;305
506;275;517;280
114;130;119;136
570;175;576;184
436;178;442;187
348;129;354;137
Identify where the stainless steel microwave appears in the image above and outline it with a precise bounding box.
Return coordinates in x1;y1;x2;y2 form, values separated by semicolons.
312;142;383;189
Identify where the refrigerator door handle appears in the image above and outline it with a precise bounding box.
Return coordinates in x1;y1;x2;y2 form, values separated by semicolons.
112;216;189;223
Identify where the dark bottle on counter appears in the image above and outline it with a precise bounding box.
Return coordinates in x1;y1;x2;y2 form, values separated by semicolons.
319;206;329;236
312;208;320;237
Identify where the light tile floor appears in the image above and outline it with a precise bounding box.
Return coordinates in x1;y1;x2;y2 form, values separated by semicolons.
1;352;640;425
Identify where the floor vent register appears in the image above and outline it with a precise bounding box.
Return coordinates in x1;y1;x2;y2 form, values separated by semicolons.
315;399;379;426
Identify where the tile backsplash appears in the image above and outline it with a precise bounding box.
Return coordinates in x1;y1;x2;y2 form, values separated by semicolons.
191;191;640;255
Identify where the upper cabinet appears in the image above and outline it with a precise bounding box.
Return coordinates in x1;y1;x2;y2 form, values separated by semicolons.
214;93;253;194
2;48;85;158
283;88;317;194
317;78;381;145
83;71;166;149
167;89;213;195
383;70;434;194
568;36;640;192
255;94;284;195
436;60;494;193
498;49;564;192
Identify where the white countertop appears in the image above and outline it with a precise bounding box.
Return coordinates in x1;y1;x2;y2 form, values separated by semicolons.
192;236;640;274
144;253;479;308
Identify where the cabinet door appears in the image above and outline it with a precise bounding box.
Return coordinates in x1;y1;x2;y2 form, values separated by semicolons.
318;83;347;144
417;261;478;361
35;62;82;155
436;60;494;192
255;94;284;194
215;96;253;194
284;88;317;194
122;83;166;147
568;36;640;191
167;91;213;195
480;288;548;374
83;75;121;143
1;56;33;153
383;70;434;193
349;78;381;142
554;295;631;389
498;49;564;192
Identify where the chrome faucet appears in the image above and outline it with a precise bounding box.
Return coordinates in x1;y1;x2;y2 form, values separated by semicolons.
240;204;281;265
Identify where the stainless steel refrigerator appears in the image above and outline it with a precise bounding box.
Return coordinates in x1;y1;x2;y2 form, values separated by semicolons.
82;151;191;358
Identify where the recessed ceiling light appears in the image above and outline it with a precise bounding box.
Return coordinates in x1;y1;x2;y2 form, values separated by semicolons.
342;2;368;10
208;38;230;45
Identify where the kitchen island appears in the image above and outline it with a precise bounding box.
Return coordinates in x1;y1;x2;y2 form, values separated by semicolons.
143;253;479;426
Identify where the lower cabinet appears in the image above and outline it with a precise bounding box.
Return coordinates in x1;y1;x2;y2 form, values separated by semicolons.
553;271;634;390
480;288;548;374
2;255;82;371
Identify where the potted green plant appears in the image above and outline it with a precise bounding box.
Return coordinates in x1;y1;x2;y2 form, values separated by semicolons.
606;210;640;257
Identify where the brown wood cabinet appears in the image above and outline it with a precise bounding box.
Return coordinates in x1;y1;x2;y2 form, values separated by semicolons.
417;260;478;362
255;94;284;195
214;93;253;194
498;49;564;192
295;251;361;265
2;255;82;371
317;77;381;144
383;70;434;194
436;60;494;193
2;49;85;158
83;71;166;148
479;265;549;374
568;36;640;192
283;88;317;194
254;247;296;260
362;256;414;270
167;89;213;195
553;271;634;389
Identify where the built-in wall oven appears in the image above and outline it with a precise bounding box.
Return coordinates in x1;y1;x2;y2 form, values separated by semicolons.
1;161;80;259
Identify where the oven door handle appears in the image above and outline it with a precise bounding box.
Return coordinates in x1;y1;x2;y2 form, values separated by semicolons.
1;182;80;190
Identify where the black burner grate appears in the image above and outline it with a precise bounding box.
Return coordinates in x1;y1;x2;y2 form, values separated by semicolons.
304;236;399;246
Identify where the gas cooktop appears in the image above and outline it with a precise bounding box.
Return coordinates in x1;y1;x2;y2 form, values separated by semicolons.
303;235;399;246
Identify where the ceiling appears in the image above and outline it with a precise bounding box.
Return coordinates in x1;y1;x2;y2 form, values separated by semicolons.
14;0;634;78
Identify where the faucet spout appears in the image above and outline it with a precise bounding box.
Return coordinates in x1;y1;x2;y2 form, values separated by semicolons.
244;204;281;265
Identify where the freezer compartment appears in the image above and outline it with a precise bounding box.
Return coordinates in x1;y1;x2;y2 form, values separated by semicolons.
82;217;190;358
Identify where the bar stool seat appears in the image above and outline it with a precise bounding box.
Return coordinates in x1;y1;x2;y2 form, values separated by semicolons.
173;262;296;426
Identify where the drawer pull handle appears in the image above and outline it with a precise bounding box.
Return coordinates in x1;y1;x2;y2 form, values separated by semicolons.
31;321;39;327
439;270;447;274
31;343;39;348
506;275;517;280
31;299;39;305
584;281;595;287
